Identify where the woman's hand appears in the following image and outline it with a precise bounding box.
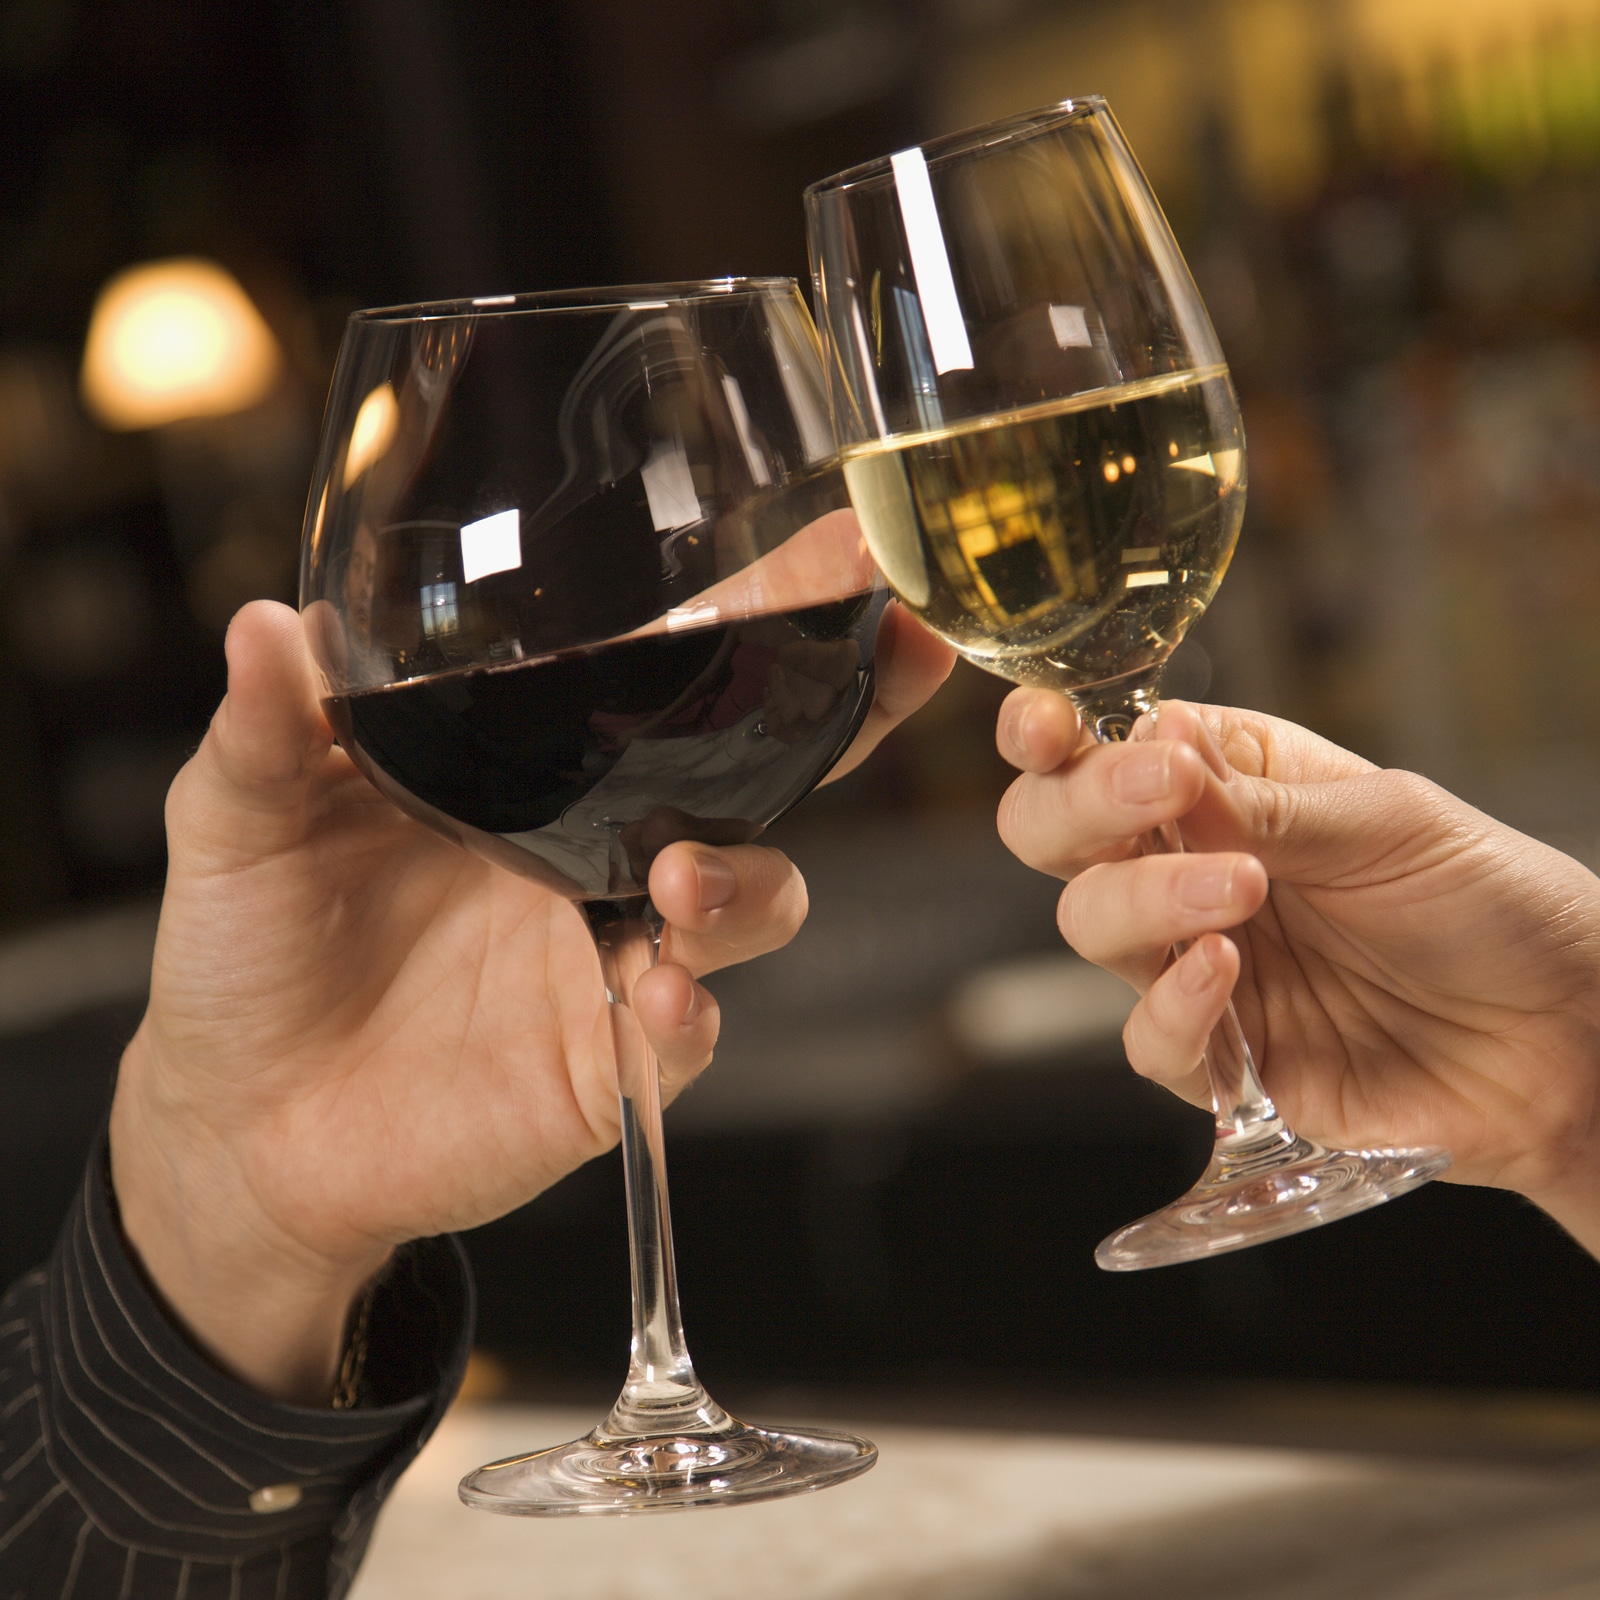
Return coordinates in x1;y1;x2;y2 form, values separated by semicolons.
995;690;1600;1256
110;600;952;1404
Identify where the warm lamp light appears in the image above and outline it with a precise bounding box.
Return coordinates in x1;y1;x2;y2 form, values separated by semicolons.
343;383;399;486
80;258;282;430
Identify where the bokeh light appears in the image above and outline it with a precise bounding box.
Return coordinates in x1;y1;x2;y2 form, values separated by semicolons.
79;257;281;431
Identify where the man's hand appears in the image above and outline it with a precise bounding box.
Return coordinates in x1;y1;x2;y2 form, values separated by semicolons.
110;600;952;1406
994;690;1600;1256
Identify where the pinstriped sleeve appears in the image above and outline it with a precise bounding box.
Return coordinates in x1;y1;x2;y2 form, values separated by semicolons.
0;1140;474;1600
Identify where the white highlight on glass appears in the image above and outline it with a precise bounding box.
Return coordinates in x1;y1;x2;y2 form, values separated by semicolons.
460;507;523;584
1121;546;1161;563
665;600;721;633
472;294;517;306
1171;453;1217;476
848;300;889;437
890;147;974;375
721;376;772;486
1124;570;1170;589
641;438;703;531
1049;304;1092;349
628;300;670;311
767;294;837;461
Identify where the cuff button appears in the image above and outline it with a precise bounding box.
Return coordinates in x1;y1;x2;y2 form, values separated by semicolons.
250;1484;303;1514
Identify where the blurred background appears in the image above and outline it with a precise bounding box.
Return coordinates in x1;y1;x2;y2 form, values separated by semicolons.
5;0;1600;1448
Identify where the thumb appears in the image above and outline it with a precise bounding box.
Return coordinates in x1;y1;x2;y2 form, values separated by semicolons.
168;601;334;859
1206;764;1458;890
1151;703;1450;890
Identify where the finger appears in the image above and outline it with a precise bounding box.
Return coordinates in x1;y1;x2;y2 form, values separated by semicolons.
761;668;810;740
1057;852;1268;979
998;737;1211;879
996;688;1084;773
1196;703;1377;786
767;662;836;724
1134;699;1231;781
633;962;722;1097
211;601;331;789
823;602;956;783
1117;700;1408;884
168;601;335;859
650;841;808;977
1121;934;1237;1110
775;638;861;690
1160;760;1455;889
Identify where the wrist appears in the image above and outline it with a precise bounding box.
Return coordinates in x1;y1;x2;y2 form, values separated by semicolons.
110;1027;391;1405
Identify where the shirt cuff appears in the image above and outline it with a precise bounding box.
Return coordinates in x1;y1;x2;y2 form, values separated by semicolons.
6;1135;472;1595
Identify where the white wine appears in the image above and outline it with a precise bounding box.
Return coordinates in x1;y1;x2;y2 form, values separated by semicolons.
842;367;1245;692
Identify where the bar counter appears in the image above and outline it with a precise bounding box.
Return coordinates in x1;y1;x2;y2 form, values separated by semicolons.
350;1401;1600;1599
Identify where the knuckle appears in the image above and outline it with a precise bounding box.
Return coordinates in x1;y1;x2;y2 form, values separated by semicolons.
777;883;808;945
1121;1003;1160;1079
1383;768;1446;817
763;851;809;942
1251;774;1297;846
660;1050;716;1103
722;846;807;951
994;775;1031;855
163;757;195;821
1122;975;1201;1085
998;774;1068;873
1055;875;1093;951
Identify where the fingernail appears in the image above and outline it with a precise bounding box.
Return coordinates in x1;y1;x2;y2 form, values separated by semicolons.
1181;863;1235;911
1178;940;1219;994
681;984;704;1025
1111;746;1172;803
1129;709;1160;742
695;853;737;911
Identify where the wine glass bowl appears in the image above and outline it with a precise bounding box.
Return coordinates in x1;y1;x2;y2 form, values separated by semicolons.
809;100;1246;722
807;101;1449;1268
299;279;881;1512
303;283;882;902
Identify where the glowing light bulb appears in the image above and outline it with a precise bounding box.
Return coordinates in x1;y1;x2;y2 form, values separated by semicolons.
80;258;281;430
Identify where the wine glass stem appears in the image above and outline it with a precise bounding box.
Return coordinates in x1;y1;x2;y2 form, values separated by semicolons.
1073;680;1279;1145
585;899;728;1440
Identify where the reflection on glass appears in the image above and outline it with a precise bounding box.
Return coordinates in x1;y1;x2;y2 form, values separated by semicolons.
341;522;377;644
344;383;399;485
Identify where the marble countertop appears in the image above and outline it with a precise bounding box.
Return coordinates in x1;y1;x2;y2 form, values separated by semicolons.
349;1403;1600;1600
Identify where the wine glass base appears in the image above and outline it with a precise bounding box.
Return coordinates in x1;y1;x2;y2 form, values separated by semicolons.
458;1420;877;1516
1095;1144;1452;1271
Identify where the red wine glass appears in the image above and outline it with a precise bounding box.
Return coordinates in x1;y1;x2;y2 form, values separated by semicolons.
299;280;881;1513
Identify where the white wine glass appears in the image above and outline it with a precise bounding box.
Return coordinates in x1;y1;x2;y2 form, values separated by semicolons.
805;100;1450;1270
300;279;880;1509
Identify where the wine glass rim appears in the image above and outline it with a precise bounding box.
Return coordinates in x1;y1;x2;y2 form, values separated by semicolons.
350;276;800;324
804;96;1109;196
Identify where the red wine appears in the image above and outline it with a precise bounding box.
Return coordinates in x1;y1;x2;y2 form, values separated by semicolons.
326;592;883;898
